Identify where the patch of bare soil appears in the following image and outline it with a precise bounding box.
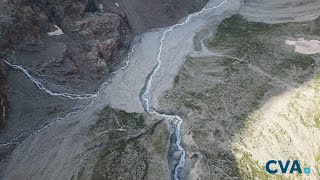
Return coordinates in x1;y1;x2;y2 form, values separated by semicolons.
286;38;320;54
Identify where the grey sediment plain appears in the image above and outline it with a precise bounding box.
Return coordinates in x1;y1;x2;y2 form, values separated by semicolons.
1;0;241;179
2;0;320;179
240;0;320;24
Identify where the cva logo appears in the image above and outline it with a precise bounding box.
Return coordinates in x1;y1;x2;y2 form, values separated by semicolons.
266;160;311;174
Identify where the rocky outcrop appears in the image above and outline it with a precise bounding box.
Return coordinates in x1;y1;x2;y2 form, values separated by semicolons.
0;63;7;128
1;0;132;91
0;0;212;177
0;0;210;136
78;13;131;71
0;0;132;135
117;0;209;34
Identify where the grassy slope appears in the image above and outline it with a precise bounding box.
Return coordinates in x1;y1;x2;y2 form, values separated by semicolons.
72;106;169;180
161;14;320;179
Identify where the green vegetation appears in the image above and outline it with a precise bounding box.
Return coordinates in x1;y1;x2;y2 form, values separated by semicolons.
193;130;209;142
163;13;320;179
92;106;146;133
173;74;180;84
76;167;86;180
316;152;320;163
236;151;282;180
152;124;169;155
271;55;315;82
90;140;148;180
82;106;149;179
299;115;310;128
310;17;320;36
209;14;277;58
74;106;168;180
115;141;128;154
279;56;315;71
314;74;320;93
314;112;320;129
88;123;168;180
209;14;317;82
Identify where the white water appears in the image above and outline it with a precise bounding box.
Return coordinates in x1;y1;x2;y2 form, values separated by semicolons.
1;35;141;100
2;60;97;100
140;1;228;179
0;99;93;147
1;0;230;178
0;36;141;147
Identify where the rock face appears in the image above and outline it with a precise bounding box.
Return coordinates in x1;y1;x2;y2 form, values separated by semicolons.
117;0;209;34
0;0;210;95
0;63;7;128
78;13;129;71
0;0;133;142
0;0;210;139
1;0;132;93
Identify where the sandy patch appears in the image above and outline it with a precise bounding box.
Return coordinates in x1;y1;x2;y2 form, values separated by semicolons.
286;38;320;54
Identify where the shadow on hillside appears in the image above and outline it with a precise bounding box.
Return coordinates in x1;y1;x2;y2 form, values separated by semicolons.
161;14;320;179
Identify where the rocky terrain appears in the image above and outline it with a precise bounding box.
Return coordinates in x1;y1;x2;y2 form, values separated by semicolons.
0;0;133;143
160;5;320;179
116;0;209;34
0;63;7;128
2;0;320;179
82;106;168;180
0;0;240;179
0;0;208;146
0;0;211;179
